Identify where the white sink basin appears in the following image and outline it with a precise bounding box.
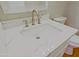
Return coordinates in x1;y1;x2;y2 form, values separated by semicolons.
19;23;66;56
21;23;64;44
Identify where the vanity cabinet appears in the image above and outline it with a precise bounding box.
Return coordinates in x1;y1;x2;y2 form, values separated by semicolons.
47;40;69;57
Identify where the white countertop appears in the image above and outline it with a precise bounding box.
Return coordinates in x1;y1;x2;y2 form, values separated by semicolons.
0;18;78;57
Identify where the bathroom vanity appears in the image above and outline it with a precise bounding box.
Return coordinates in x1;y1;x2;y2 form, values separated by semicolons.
0;18;78;57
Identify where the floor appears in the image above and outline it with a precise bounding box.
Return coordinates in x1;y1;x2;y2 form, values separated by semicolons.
63;48;79;57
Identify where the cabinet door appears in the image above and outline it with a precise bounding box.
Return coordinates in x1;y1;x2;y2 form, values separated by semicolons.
47;40;68;57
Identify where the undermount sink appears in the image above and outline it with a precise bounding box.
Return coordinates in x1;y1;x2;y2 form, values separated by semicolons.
21;23;64;43
20;23;66;56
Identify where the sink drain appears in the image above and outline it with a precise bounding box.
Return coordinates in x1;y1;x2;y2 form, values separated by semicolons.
36;36;40;39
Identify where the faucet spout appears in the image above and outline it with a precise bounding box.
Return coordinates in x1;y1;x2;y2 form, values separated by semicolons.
32;9;40;25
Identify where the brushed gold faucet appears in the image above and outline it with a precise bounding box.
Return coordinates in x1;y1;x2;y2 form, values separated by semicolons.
32;9;40;25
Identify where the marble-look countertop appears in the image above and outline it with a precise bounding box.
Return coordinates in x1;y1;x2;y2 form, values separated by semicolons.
0;17;78;57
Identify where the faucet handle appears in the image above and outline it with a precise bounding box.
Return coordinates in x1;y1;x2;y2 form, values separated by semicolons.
23;20;29;27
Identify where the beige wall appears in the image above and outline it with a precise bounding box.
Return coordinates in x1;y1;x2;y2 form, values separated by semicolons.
65;2;79;30
0;1;68;21
48;1;79;34
0;1;47;21
48;1;67;18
